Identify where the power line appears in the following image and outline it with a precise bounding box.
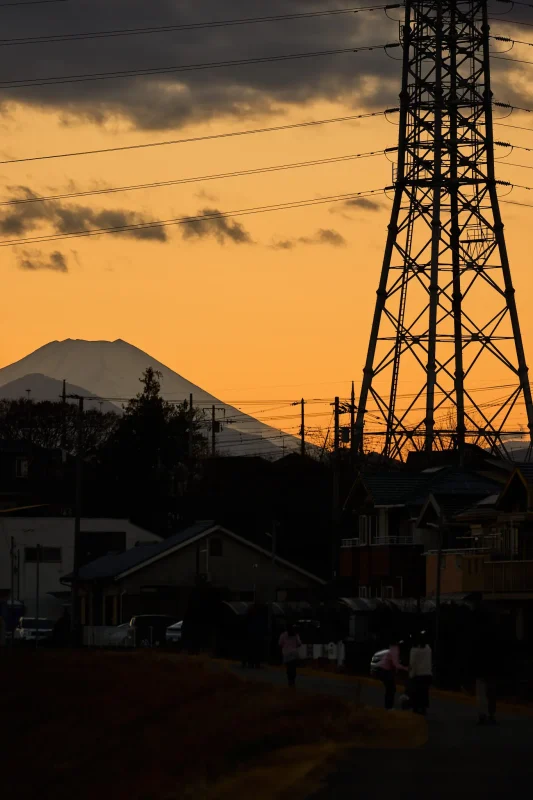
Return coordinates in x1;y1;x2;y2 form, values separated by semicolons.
492;17;533;28
493;54;533;65
0;187;387;247
492;34;533;47
496;140;533;152
0;0;67;5
495;121;533;132
0;109;394;166
0;42;398;89
495;0;533;8
501;198;533;207
0;148;395;206
0;4;400;46
498;160;533;168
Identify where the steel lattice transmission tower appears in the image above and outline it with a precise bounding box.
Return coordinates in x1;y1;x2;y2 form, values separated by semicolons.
354;0;533;461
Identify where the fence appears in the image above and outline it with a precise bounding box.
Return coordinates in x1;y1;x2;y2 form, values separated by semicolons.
83;626;131;647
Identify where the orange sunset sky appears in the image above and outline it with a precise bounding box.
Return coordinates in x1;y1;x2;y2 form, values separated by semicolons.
1;1;533;438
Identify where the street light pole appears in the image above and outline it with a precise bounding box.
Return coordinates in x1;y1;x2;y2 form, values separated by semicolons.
433;516;444;683
66;395;84;637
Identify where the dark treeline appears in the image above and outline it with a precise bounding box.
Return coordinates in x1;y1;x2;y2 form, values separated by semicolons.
1;368;334;578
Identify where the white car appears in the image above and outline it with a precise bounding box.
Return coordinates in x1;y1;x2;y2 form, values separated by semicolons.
166;621;183;645
107;623;131;646
14;617;55;643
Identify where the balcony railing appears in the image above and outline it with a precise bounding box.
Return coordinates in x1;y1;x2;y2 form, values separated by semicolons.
484;560;533;594
341;538;360;548
372;536;414;546
340;536;414;548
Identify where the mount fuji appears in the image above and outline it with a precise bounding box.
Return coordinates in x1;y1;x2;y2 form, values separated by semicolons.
0;339;296;457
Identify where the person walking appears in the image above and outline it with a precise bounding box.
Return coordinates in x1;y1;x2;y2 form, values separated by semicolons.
279;623;302;688
377;637;408;710
409;631;433;715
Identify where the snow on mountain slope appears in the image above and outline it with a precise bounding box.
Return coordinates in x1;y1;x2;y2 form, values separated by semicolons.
0;340;296;456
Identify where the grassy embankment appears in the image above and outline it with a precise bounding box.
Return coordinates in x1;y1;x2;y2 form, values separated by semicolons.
2;650;426;799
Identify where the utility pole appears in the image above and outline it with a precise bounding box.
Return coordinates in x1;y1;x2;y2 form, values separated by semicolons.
210;405;224;456
350;381;356;467
60;379;67;449
300;398;305;457
66;395;84;636
332;396;341;579
35;544;41;650
188;393;194;460
433;517;444;683
16;548;20;601
267;520;277;663
26;388;32;444
9;536;15;648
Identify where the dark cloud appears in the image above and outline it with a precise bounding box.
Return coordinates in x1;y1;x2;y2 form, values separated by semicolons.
0;3;523;132
271;227;346;249
329;195;384;219
17;248;68;272
195;189;219;202
0;186;167;241
0;1;402;130
181;207;253;245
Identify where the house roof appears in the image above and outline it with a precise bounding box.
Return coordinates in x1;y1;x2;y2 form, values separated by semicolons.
362;473;432;506
72;521;326;585
362;467;500;509
75;521;217;580
515;464;533;486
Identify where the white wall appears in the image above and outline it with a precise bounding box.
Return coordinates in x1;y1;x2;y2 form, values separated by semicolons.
0;518;160;619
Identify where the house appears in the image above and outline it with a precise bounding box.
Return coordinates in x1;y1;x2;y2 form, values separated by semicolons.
0;439;72;511
422;464;533;643
64;521;326;626
341;466;502;600
0;517;161;620
423;493;499;597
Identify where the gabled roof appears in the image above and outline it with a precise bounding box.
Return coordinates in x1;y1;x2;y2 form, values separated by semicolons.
515;464;533;486
72;521;326;585
75;521;217;580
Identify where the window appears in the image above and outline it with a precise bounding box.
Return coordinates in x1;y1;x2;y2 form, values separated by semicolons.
15;458;28;478
209;537;223;557
358;516;369;544
358;586;368;599
382;586;394;599
25;547;61;563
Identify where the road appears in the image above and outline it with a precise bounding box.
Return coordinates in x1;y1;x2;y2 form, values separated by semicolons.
230;664;532;798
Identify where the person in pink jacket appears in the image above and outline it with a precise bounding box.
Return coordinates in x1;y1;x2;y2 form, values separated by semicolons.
377;637;408;709
279;624;302;688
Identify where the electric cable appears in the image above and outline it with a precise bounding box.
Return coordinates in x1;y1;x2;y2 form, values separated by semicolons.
0;42;398;89
0;187;388;248
0;147;395;206
0;109;396;166
0;5;401;46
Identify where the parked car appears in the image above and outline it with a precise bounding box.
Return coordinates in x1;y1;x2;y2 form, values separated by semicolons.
128;615;180;647
370;648;388;676
14;617;55;643
107;623;131;646
165;621;183;646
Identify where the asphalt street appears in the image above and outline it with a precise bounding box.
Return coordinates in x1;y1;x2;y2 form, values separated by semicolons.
230;664;532;798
